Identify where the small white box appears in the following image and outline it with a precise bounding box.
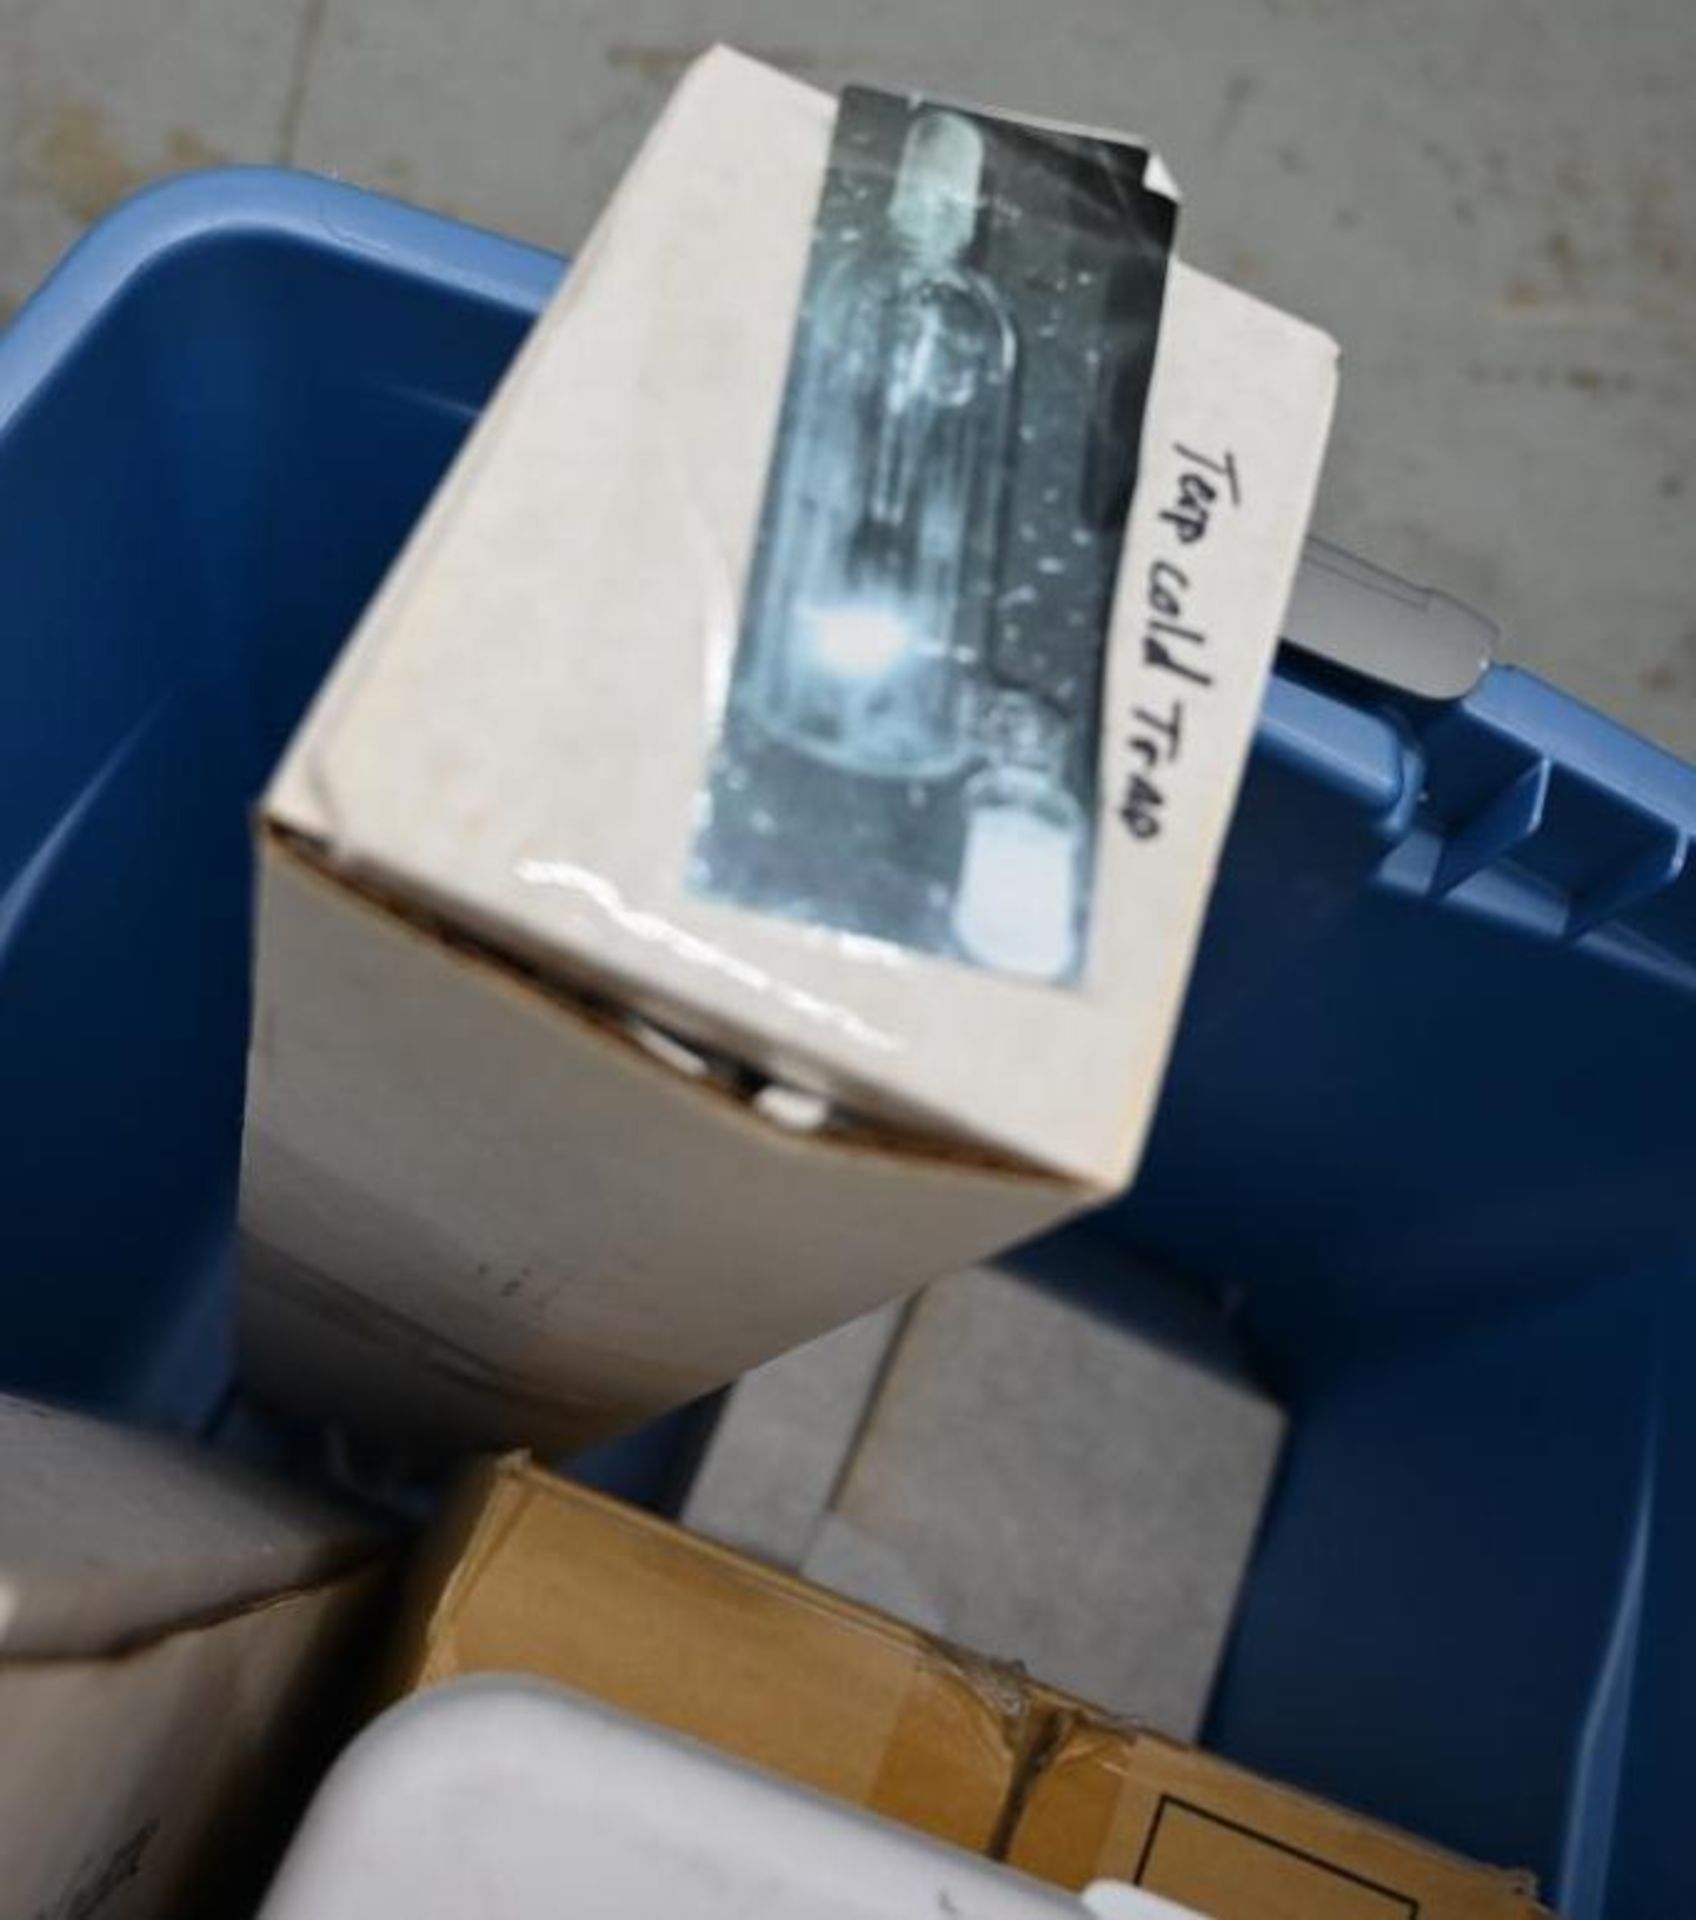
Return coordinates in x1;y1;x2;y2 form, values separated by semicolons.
243;50;1335;1451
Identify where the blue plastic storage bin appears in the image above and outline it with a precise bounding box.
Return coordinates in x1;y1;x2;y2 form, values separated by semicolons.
1;169;1690;1918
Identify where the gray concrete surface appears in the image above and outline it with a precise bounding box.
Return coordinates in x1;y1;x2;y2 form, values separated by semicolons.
2;0;1693;756
809;1264;1284;1739
686;1268;1285;1740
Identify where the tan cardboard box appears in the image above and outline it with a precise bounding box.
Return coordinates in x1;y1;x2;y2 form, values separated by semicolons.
389;1458;1552;1920
0;1393;385;1920
385;1455;1036;1853
1009;1706;1548;1920
242;47;1338;1453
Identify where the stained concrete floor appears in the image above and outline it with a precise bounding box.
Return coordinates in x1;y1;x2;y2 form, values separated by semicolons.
2;0;1693;756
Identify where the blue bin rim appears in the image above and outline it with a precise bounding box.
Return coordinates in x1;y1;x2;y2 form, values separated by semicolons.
6;165;1693;851
0;166;561;436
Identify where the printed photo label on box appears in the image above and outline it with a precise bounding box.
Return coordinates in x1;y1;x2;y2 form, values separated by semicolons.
691;86;1176;985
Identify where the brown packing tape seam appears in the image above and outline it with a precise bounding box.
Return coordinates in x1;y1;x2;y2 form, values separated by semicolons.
996;1700;1139;1884
986;1686;1079;1862
1019;1701;1549;1914
867;1634;1039;1852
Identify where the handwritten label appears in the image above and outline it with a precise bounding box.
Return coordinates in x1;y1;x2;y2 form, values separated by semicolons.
1118;442;1242;841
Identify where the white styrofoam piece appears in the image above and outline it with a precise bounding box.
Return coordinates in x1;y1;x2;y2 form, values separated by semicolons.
258;1676;1198;1919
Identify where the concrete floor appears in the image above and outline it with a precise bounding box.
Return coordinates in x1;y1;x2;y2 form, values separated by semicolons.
2;0;1693;757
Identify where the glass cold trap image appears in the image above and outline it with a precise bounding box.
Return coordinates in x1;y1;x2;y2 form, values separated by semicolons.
692;87;1173;984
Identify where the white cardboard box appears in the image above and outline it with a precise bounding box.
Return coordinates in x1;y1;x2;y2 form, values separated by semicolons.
243;50;1336;1451
0;1394;381;1920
